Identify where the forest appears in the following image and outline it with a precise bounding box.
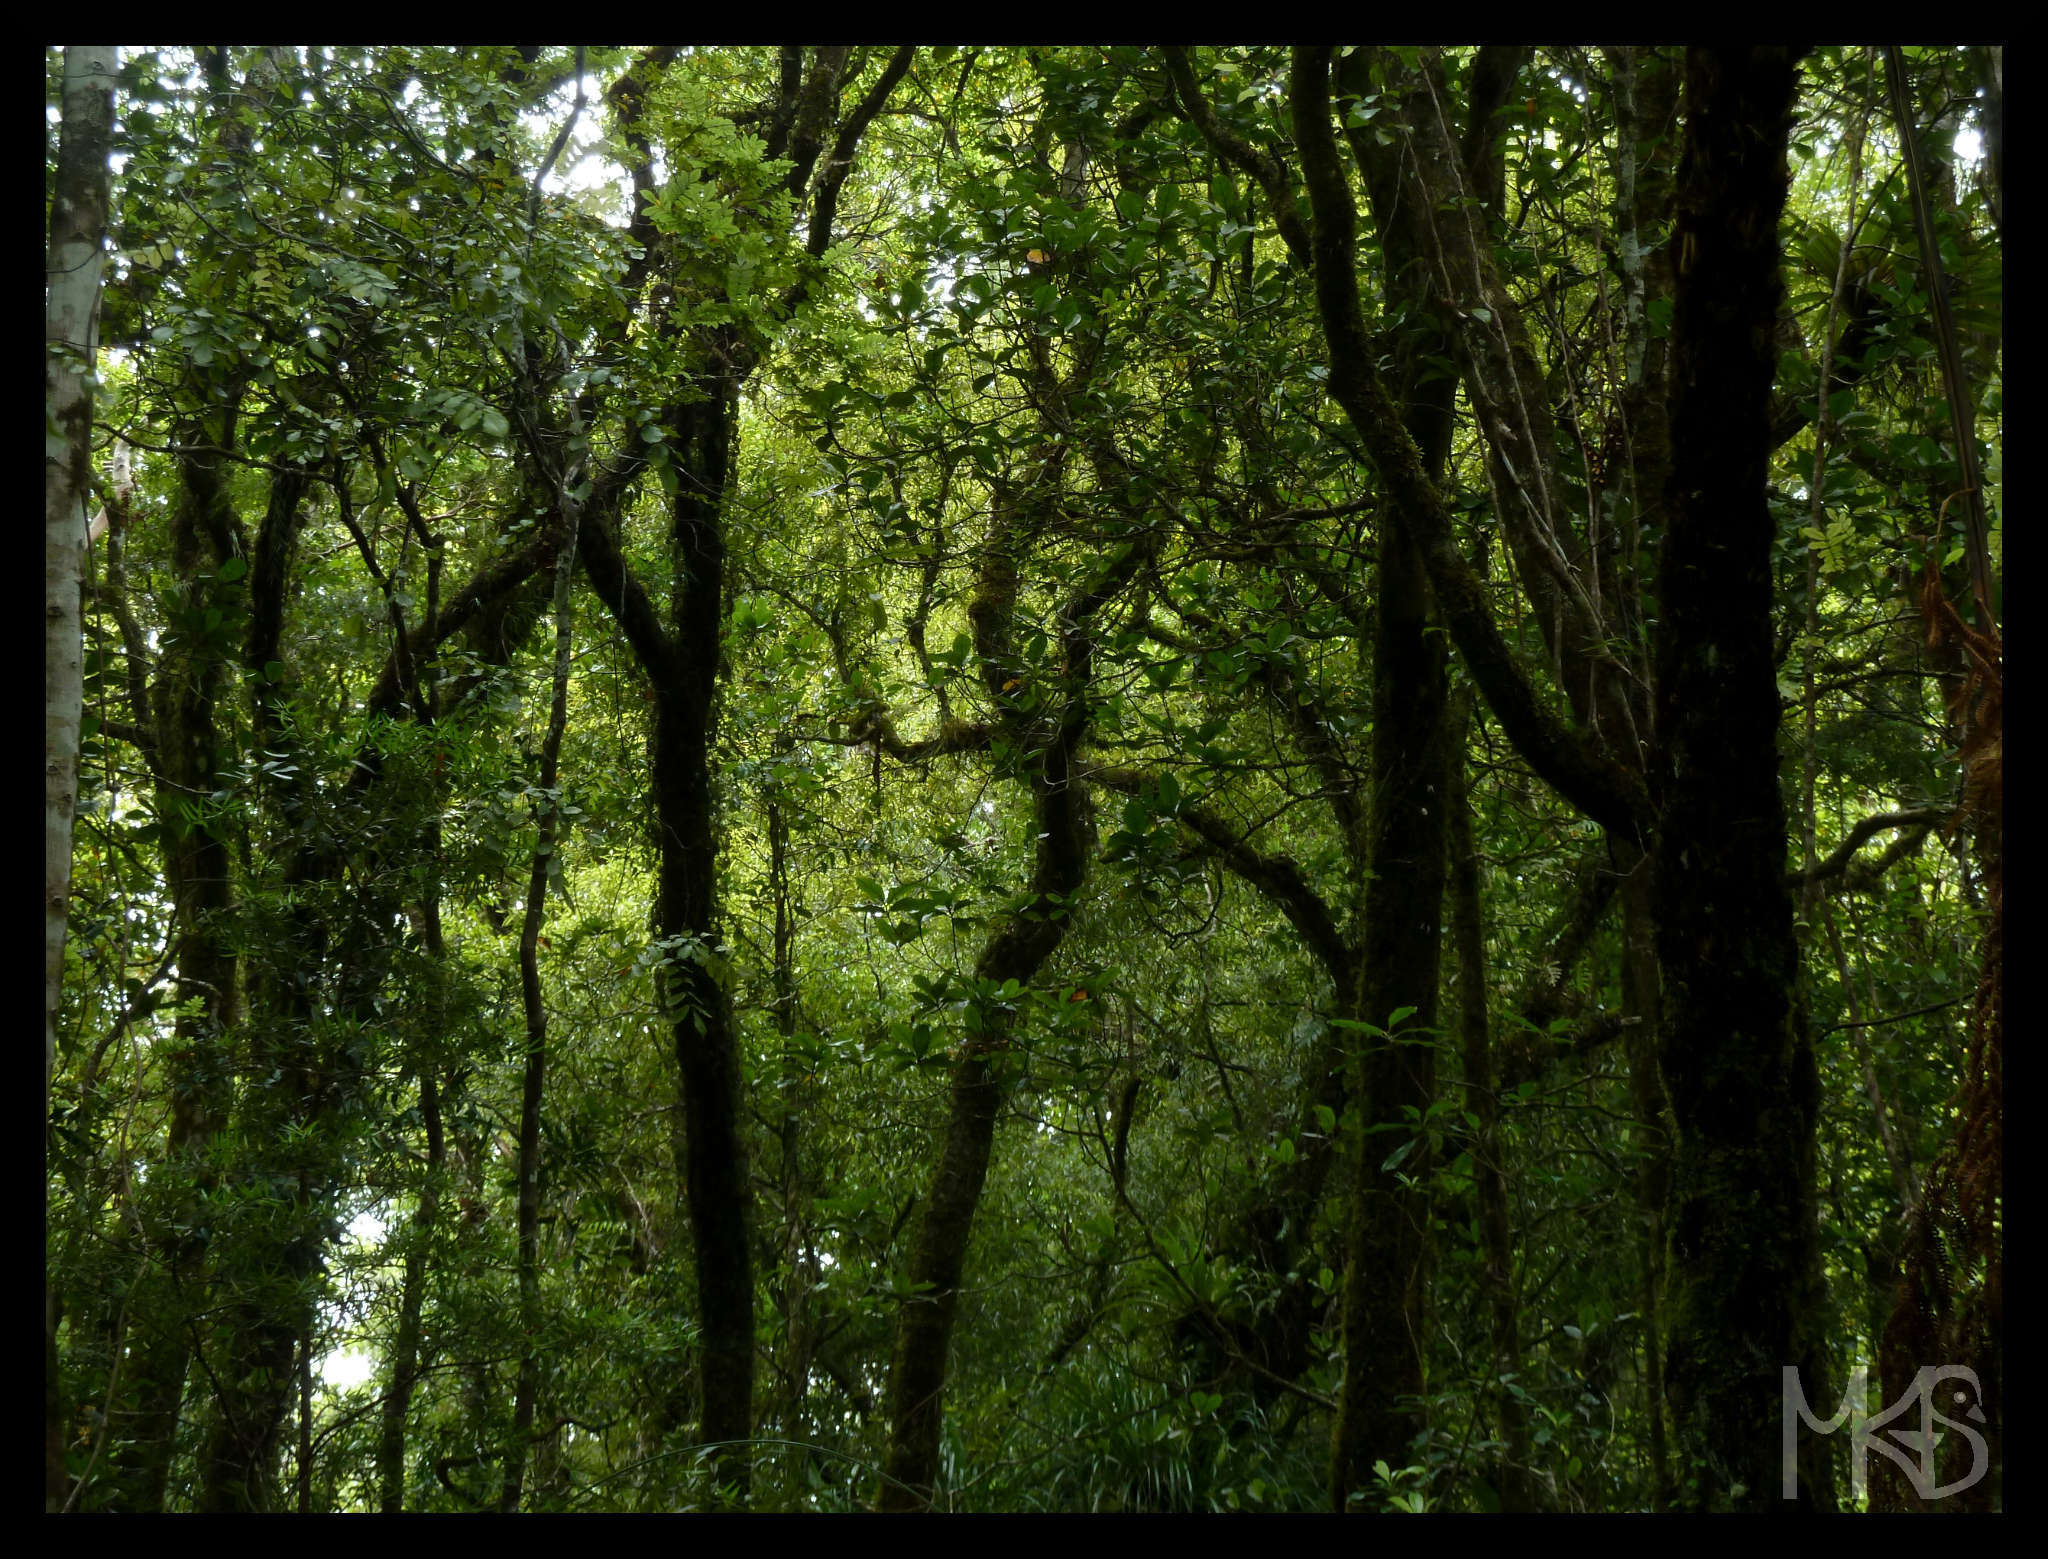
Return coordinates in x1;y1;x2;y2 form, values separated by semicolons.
44;45;2001;1513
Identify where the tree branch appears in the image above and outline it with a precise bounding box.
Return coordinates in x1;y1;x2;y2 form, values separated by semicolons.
365;534;553;718
573;488;680;689
807;46;916;258
1287;46;1651;844
1787;808;1946;892
1090;764;1352;990
1160;47;1313;268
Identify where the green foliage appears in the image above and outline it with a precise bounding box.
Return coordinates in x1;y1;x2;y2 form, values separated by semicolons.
48;43;1996;1514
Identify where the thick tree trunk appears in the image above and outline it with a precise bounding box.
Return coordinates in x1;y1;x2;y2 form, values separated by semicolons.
1617;860;1674;1509
569;369;758;1504
1652;47;1835;1511
45;43;116;1514
1608;49;1683;1511
103;439;247;1512
1329;508;1449;1508
658;389;757;1500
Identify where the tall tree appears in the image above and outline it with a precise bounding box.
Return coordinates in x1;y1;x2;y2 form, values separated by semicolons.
1652;47;1834;1511
44;42;116;1515
46;44;1996;1515
575;45;915;1497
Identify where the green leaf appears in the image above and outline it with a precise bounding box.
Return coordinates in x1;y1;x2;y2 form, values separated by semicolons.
217;557;248;583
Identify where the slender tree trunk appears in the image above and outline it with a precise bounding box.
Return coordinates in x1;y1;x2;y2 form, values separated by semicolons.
1651;47;1835;1511
879;512;1142;1510
1608;47;1683;1512
568;50;910;1493
45;43;116;1514
378;1070;444;1510
295;1270;315;1511
1324;46;1505;1509
1446;698;1535;1512
378;553;450;1514
501;342;589;1513
1617;860;1673;1509
656;387;757;1500
878;796;1093;1510
1874;51;2001;1507
766;792;820;1491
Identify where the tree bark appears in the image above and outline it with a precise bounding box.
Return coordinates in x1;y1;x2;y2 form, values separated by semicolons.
1617;859;1674;1509
45;42;116;1514
1328;492;1449;1509
500;402;586;1512
377;1071;444;1511
1446;696;1536;1512
656;386;758;1501
1651;47;1835;1511
378;554;451;1514
878;501;1146;1510
766;789;821;1494
570;53;912;1495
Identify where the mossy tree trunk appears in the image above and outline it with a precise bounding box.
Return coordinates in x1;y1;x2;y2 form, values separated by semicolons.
1651;47;1836;1511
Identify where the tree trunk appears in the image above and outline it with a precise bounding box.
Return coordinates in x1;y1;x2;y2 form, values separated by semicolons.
766;792;821;1492
1447;697;1536;1512
378;1070;444;1511
1324;46;1516;1509
1617;860;1674;1509
378;552;451;1512
103;437;249;1512
657;387;757;1500
878;504;1141;1509
45;43;116;1514
501;443;584;1512
1329;503;1449;1508
1652;47;1835;1511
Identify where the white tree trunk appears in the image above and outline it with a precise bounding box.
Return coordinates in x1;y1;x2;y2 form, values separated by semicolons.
46;45;115;1111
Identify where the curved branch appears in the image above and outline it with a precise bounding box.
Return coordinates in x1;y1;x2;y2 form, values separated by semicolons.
1788;808;1946;892
807;46;917;258
1287;47;1651;844
853;709;993;763
572;492;679;689
1090;765;1352;991
1160;47;1313;268
365;534;555;718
